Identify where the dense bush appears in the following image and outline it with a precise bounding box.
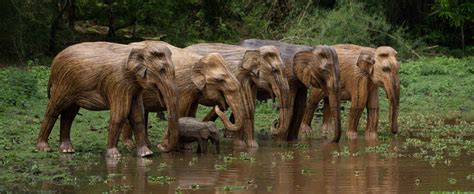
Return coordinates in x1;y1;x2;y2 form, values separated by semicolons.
283;1;426;59
0;68;38;107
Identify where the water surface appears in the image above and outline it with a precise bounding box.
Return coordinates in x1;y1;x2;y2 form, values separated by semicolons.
28;138;474;193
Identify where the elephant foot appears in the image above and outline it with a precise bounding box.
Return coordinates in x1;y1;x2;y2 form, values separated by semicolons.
106;147;121;158
346;131;358;140
36;141;51;152
299;124;313;139
246;140;259;148
233;139;246;148
365;132;378;141
123;139;135;149
137;146;153;157
59;141;75;153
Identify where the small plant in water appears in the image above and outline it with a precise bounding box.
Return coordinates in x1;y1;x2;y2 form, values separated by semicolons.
147;175;176;184
110;184;133;192
190;183;200;190
415;178;421;186
223;154;237;163
214;164;227;170
223;185;245;191
301;167;313;175
292;143;310;148
277;151;294;160
448;178;457;185
175;186;182;194
239;152;255;162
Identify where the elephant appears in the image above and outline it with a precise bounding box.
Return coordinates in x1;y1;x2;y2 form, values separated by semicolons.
122;41;247;150
299;44;400;139
239;39;342;142
184;43;290;148
177;117;220;154
35;41;180;157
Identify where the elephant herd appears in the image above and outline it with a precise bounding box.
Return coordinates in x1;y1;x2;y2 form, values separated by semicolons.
35;39;400;157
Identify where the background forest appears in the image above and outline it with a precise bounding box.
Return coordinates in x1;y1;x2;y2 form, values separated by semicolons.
0;0;473;65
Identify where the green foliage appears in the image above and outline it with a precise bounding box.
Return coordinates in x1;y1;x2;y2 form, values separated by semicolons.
397;56;474;113
432;0;474;27
284;0;425;59
0;68;38;107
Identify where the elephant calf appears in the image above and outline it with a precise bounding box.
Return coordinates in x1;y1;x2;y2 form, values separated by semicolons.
178;117;220;154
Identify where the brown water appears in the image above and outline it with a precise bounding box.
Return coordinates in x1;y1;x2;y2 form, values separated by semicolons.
30;139;473;193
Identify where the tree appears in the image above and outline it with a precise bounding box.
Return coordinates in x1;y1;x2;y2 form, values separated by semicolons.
432;0;474;55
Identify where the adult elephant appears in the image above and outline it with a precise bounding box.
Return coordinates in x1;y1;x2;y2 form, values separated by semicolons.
122;41;247;150
300;44;400;139
35;41;179;157
239;39;342;142
184;43;291;147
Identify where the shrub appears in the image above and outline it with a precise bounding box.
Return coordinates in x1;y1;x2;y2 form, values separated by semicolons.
0;68;38;107
283;0;425;59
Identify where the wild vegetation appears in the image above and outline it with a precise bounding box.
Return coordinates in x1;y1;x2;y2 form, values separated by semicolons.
0;0;472;63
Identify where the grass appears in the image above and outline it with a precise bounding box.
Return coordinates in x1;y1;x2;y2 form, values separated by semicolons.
0;56;473;189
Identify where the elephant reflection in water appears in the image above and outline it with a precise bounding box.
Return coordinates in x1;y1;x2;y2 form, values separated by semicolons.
319;139;400;193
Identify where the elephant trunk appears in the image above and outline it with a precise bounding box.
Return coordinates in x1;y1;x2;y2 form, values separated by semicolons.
328;87;342;142
158;82;180;152
328;46;342;142
385;77;400;134
269;78;292;138
215;92;246;132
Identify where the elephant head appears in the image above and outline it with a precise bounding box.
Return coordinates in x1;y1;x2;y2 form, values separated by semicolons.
293;46;342;142
359;47;400;134
191;53;247;132
240;46;292;137
127;43;180;152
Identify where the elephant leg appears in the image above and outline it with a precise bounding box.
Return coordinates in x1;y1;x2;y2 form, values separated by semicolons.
106;99;133;157
289;88;308;141
36;95;69;151
129;96;153;157
121;120;135;149
347;83;369;140
365;86;379;140
300;89;324;137
244;118;258;148
143;111;151;146
123;111;150;149
59;105;80;153
197;139;208;153
321;97;333;135
188;102;199;118
229;113;245;147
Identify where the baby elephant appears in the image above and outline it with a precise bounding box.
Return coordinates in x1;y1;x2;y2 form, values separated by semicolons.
178;117;220;154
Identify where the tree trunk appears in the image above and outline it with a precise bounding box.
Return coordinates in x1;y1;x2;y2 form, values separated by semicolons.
461;24;465;57
104;0;115;38
49;0;67;54
67;0;76;28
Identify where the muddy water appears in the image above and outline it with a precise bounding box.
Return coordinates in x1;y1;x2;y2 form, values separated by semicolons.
32;139;473;193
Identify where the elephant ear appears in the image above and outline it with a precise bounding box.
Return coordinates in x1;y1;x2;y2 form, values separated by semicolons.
127;48;148;79
191;59;206;90
241;50;260;76
293;50;314;87
200;128;210;139
357;49;375;75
